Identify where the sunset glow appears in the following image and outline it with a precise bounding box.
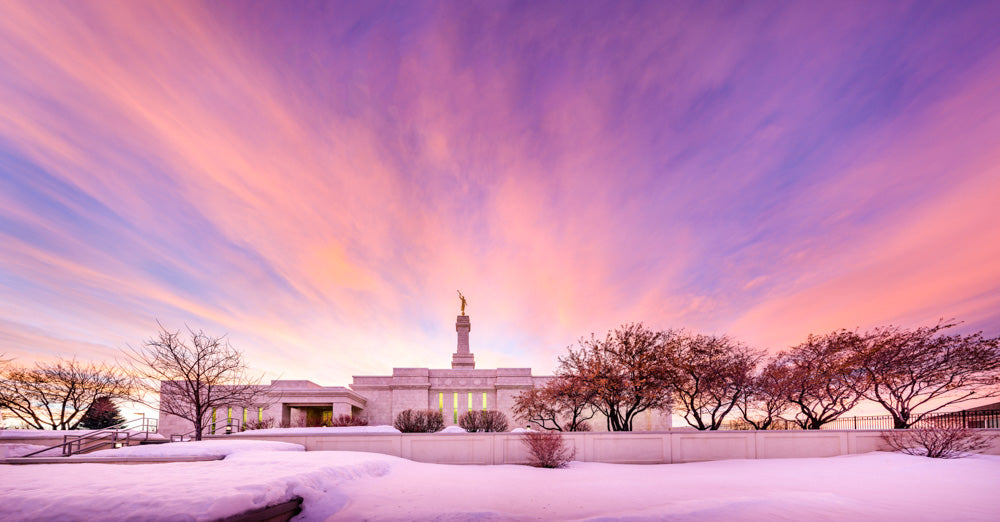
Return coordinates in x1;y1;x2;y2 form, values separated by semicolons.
2;1;999;383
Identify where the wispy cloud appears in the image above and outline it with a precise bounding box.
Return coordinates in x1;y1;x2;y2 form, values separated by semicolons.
1;1;998;381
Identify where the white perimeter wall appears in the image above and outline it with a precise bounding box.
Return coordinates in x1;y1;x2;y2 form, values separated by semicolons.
212;429;1000;465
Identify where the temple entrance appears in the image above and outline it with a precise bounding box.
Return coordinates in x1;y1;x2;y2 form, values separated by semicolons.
304;407;332;427
285;405;333;427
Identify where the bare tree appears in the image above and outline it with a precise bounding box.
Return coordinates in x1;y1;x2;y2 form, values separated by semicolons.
558;323;675;431
0;358;133;430
0;352;8;427
124;324;273;440
779;330;867;429
735;358;795;430
853;321;1000;429
669;333;763;430
513;376;596;431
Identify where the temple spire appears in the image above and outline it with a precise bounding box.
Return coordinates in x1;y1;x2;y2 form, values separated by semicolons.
451;314;474;369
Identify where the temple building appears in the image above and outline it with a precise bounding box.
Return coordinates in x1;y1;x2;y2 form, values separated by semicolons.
157;313;671;436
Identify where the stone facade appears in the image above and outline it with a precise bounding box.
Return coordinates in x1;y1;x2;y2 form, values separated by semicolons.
157;314;671;436
350;367;548;426
157;379;368;436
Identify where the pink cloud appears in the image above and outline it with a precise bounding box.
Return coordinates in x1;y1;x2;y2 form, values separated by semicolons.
0;1;998;388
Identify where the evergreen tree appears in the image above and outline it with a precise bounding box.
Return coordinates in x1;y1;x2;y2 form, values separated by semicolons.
78;397;126;429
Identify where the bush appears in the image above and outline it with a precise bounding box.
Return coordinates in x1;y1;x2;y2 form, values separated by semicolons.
329;414;369;427
244;417;276;430
459;410;509;432
881;427;997;458
521;430;575;468
394;409;445;433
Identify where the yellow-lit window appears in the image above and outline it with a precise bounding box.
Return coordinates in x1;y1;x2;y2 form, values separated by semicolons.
438;393;444;413
211;408;217;434
243;408;248;425
227;407;233;424
483;393;487;411
258;407;263;423
453;393;458;423
468;393;473;412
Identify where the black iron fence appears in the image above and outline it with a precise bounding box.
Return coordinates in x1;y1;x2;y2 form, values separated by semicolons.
722;409;1000;430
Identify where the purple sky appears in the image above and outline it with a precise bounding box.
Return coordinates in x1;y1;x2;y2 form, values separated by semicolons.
2;1;999;384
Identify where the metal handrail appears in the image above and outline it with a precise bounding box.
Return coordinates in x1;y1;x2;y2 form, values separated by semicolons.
19;417;160;457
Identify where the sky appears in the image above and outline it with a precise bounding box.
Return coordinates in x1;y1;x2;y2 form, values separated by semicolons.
1;0;999;385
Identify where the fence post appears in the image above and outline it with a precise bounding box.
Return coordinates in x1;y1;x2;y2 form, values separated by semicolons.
853;417;858;430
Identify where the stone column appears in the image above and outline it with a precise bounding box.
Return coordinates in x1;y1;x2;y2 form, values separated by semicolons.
451;315;475;369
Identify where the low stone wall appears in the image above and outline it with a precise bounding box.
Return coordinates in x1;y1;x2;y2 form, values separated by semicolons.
0;435;67;448
211;429;1000;465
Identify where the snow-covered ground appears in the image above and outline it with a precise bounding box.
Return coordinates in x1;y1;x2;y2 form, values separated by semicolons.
1;440;998;521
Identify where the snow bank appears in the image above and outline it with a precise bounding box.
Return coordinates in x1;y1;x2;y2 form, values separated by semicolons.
438;425;467;433
84;439;304;458
1;451;998;521
331;452;1000;521
0;450;398;521
231;425;401;436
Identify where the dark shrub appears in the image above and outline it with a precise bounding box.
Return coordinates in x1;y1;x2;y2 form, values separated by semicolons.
459;410;509;432
244;417;276;430
329;414;369;427
522;430;575;468
394;409;445;433
882;427;997;458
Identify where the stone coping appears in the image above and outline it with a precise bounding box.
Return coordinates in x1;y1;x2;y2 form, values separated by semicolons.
0;455;224;465
220;497;303;522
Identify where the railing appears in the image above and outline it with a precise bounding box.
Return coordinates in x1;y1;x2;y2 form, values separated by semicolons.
20;416;160;457
722;409;1000;431
170;418;243;442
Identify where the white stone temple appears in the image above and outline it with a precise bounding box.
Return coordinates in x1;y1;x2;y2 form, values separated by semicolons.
157;313;671;435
